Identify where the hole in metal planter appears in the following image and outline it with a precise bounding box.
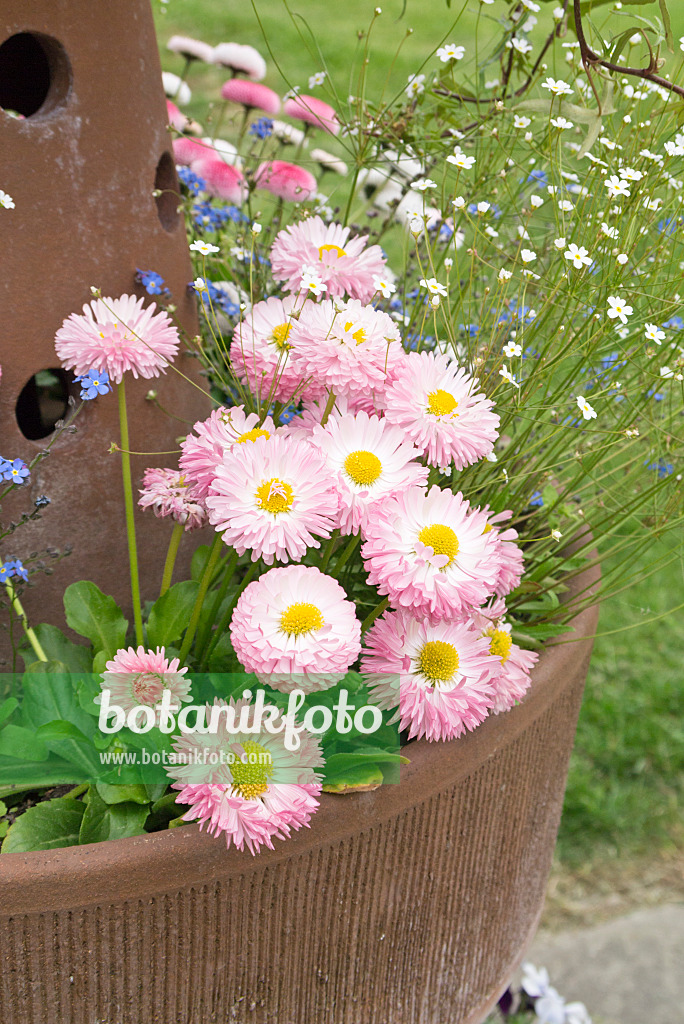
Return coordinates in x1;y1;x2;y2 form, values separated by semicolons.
154;151;181;232
0;32;71;118
15;368;73;440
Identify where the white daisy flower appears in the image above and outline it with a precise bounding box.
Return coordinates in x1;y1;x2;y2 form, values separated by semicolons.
616;254;628;264
550;116;574;130
447;151;476;170
604;175;631;198
576;395;597;420
453;195;466;209
420;277;448;296
373;275;396;298
520;248;537;263
0;190;15;210
190;240;220;255
514;115;531;129
308;71;327;88
558;199;574;212
553;237;567;249
644;323;665;344
406;73;426;97
606;295;634;324
564;244;592;270
503;341;522;358
541;77;573;96
530;194;544;208
499;365;520;387
437;43;465;62
411;177;438;192
498;268;513;283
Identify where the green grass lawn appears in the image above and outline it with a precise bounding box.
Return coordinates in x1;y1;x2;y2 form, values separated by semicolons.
154;0;684;871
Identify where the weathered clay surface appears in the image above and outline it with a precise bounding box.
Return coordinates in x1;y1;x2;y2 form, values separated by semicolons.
0;575;600;1024
0;1;208;661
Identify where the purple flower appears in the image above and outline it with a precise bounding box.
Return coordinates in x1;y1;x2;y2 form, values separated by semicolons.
74;369;111;400
0;559;28;583
0;458;30;484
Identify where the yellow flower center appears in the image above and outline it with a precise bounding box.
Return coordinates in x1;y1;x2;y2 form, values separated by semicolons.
419;641;460;684
427;389;458;417
418;524;459;566
236;428;271;444
344;321;367;345
255;477;294;514
487;628;512;664
344;450;382;486
271;323;292;350
318;243;347;260
280;602;325;636
230;740;273;800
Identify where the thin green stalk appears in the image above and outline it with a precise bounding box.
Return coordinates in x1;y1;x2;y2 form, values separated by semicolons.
202;561;260;669
160;522;185;597
361;597;389;634
117;379;144;646
179;534;224;664
4;582;47;662
195;548;239;662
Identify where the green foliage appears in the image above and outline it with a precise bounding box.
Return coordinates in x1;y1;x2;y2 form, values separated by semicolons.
2;797;85;854
63;582;128;659
146;580;200;648
78;788;150;845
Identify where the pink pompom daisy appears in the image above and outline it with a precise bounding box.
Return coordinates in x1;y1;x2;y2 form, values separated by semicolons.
270;216;387;302
231;296;320;404
281;394;372;442
254;161;317;202
469;598;538;714
310;410;429;535
55;294;180;383
382;351;500;472
173;136;213;167
212;42;267;81
283;95;340;135
191;157;246;203
361;609;497;741
166;99;189;132
288;298;403;400
205;435;339;564
480;507;525;597
138;467;207;531
220;79;281;114
101;646;192;716
230;565;362;691
179;405;278;500
167;35;215;64
362;485;501;622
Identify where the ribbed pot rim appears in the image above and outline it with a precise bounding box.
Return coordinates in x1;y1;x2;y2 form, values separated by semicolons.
0;559;600;914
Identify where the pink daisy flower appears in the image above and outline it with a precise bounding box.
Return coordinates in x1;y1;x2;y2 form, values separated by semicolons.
101;646;192;716
361;609;497;742
231;296;320;405
362;485;501;622
166;99;189;132
230;565;362;692
469;598;538;714
220;79;281;115
167;35;215;64
191;157;246;203
138;467;207;531
212;42;267;81
310;410;428;535
55;294;180;383
254;161;317;202
480;507;525;597
270;216;387;302
283;95;340;135
288;298;403;400
281;394;375;442
381;351;500;472
172;136;213;166
205;435;339;564
179;405;278;501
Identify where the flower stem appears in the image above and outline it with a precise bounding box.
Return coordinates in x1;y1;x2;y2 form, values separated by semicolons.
319;389;337;428
361;596;389;634
4;582;47;662
160;522;185;597
178;533;224;664
319;529;339;573
195;548;238;661
117;379;144;646
201;560;260;669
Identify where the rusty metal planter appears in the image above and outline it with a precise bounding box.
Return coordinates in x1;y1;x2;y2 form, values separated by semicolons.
0;566;599;1024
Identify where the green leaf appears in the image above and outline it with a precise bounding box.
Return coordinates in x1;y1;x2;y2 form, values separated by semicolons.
63;582;128;658
146;580;199;648
0;697;18;729
659;0;673;50
0;724;49;761
323;763;384;793
21;671;100;776
95;782;151;805
78;789;149;845
0;799;7;816
20;624;93;673
191;545;211;582
1;797;85;853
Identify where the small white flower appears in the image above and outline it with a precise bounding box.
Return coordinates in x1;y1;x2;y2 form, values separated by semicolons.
437;43;465;62
514;115;532;129
189;240;220;255
524;131;533;141
447;151;476;170
499;365;520;387
301;265;327;296
452;195;466;209
485;226;499;238
643;195;662;211
619;166;643;182
530;194;544;208
373;276;396;298
498;268;513;282
558;199;574;212
607;295;633;324
308;71;327;88
444;257;454;269
604;175;630;198
251;222;262;234
411;177;438;192
408;215;424;236
522;963;551;999
552;6;565;20
660;366;674;378
564;243;592;270
419;277;448;296
645;323;665;344
554;237;567;249
517;226;530;240
406;73;426;97
576;395;597;420
601;222;619;239
616;253;628;264
551;529;563;542
0;189;16;210
550;116;574;130
193;277;208;292
541;77;573;96
477;201;491;213
503;340;522;358
506;38;533;55
430;295;441;309
520;248;537;263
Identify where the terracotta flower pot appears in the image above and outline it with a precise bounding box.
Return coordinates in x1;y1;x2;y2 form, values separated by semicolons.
0;562;599;1024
